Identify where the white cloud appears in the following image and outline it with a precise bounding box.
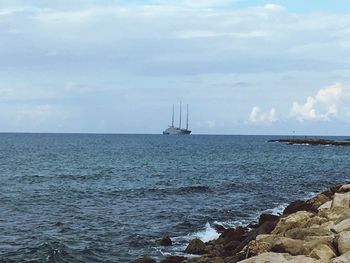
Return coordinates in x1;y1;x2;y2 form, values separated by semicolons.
263;4;286;12
248;106;277;124
290;83;349;122
151;0;241;8
11;105;69;127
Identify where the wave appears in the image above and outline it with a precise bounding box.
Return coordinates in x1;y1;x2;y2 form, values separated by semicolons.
192;222;220;243
0;241;100;263
107;185;212;198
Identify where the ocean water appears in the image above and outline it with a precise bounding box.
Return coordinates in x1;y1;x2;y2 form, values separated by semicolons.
1;133;349;263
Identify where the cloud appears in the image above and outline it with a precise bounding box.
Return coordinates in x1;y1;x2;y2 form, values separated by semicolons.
263;4;286;12
1;0;348;77
10;105;69;131
248;106;277;124
290;83;349;122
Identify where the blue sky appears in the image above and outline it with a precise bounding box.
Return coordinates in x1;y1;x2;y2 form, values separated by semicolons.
0;0;350;135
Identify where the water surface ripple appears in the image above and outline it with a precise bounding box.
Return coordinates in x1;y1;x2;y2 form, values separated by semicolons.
1;134;349;262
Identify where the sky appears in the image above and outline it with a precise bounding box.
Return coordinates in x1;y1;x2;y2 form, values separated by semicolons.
1;0;350;135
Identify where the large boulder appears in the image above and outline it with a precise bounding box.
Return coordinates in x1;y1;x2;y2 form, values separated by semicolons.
309;244;336;260
238;252;289;263
337;231;350;255
212;257;224;263
213;224;226;234
318;201;332;211
185;238;207;255
339;184;350;193
318;208;350;222
331;193;350;209
283;200;315;215
272;211;314;235
270;237;307;255
305;216;329;227
238;252;319;263
231;220;278;255
304;235;334;247
258;214;279;226
284;227;333;240
332;219;350;233
306;193;331;211
334;210;350;225
159;236;172;246
217;227;246;244
257;235;334;256
330;184;344;194
244;240;272;257
331;251;350;263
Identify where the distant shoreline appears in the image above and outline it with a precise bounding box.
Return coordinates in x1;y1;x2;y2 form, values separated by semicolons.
269;138;350;146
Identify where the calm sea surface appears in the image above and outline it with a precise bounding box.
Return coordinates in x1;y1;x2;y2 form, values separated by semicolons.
1;133;349;262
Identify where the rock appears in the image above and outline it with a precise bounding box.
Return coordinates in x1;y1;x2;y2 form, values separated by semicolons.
309;244;336;260
318;208;350;222
238;252;289;263
232;220;278;255
160;256;187;263
321;190;334;198
331;193;350;209
305;216;329;227
222;240;241;256
159;236;172;246
213;224;226;234
304;235;334;247
339;184;350;193
332;219;350;233
331;251;350;263
330;184;344;194
270;237;307;255
217;227;246;244
306;193;331;211
284;227;333;240
212;257;224;263
258;234;334;257
245;240;272;256
272;211;314;235
334;210;350;224
318;201;332;211
238;252;320;263
320;221;335;231
185;238;207;255
258;214;279;226
337;231;350;255
283;200;316;215
132;257;157;263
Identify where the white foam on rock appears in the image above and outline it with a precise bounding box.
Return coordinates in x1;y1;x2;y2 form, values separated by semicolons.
262;203;288;215
193;222;220;243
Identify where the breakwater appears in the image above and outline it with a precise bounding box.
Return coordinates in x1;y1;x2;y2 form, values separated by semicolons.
134;182;350;263
269;138;350;146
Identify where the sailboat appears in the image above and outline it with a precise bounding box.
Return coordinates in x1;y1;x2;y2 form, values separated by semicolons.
163;102;191;135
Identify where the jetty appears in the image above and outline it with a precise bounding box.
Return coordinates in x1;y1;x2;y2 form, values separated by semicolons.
133;182;350;263
268;138;350;146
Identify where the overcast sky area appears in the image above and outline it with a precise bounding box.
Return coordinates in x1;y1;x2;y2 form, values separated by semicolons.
1;0;350;135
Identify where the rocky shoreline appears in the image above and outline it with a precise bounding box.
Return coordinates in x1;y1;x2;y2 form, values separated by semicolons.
133;182;350;263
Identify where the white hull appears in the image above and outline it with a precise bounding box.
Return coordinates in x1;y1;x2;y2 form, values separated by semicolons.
163;127;191;135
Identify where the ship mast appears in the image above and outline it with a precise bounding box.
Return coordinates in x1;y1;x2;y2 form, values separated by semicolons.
179;101;182;129
186;104;189;130
172;104;174;127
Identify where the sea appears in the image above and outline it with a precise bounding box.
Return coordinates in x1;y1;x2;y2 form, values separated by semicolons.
1;133;349;263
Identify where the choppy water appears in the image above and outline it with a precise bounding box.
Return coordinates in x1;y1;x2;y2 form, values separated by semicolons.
1;133;349;262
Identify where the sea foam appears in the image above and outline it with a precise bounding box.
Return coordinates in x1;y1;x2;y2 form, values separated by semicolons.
193;222;220;243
